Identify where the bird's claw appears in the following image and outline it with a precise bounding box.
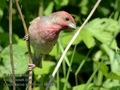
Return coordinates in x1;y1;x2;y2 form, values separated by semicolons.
23;34;29;41
28;64;36;71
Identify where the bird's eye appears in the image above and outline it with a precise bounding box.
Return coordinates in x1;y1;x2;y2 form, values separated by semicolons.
64;17;69;21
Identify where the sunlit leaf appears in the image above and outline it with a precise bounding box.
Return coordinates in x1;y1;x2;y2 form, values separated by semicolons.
110;53;120;76
0;44;28;77
55;0;69;9
79;0;89;15
73;83;94;90
50;44;59;58
103;79;120;89
100;62;109;76
59;31;75;47
79;29;95;48
101;44;120;77
33;61;55;75
49;83;57;90
44;2;54;15
79;18;120;49
0;8;3;19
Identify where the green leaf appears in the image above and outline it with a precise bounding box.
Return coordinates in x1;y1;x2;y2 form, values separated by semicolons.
96;57;120;80
33;87;40;90
0;8;3;19
98;7;110;16
49;83;57;90
55;0;69;6
33;60;55;76
101;44;120;77
79;0;89;15
0;44;28;77
55;0;69;9
100;62;109;76
50;44;59;58
50;31;75;57
59;31;74;47
61;0;69;6
103;79;120;89
0;33;18;47
0;26;4;33
67;50;85;63
73;83;94;90
44;2;54;15
93;50;102;62
50;31;77;57
110;53;120;76
79;29;96;48
107;72;120;80
80;18;120;49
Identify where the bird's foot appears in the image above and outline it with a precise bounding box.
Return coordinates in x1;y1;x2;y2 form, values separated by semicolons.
23;34;29;41
28;64;36;71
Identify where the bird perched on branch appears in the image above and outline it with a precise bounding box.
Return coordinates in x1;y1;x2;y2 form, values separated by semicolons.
28;11;76;69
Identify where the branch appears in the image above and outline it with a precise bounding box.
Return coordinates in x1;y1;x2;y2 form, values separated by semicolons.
9;0;16;89
15;0;33;90
46;0;102;89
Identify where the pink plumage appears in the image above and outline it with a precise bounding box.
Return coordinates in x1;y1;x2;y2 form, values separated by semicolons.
28;11;76;67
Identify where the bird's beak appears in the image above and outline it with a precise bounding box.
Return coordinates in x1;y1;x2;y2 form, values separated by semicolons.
68;22;76;29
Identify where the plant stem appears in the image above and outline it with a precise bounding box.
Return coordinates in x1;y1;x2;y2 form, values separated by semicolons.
57;71;60;90
75;48;93;85
58;39;70;67
64;45;77;90
15;0;33;90
84;62;101;90
9;0;16;89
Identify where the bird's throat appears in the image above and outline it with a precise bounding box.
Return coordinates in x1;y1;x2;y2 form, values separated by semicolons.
41;24;62;41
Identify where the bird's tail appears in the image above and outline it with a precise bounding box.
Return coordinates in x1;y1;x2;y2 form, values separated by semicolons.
32;53;42;68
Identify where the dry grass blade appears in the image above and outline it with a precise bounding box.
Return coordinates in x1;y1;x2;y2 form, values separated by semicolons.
46;0;102;89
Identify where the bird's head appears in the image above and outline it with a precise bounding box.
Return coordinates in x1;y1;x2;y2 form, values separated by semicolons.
50;11;76;30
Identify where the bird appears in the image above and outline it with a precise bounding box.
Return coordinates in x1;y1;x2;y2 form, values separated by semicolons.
28;11;76;70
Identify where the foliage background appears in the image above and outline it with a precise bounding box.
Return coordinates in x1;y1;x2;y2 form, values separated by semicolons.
0;0;120;90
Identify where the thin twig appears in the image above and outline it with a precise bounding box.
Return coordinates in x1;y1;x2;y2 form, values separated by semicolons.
15;0;33;90
9;0;16;89
46;0;102;89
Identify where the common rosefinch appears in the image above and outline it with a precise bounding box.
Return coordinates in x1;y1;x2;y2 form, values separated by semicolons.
28;11;76;68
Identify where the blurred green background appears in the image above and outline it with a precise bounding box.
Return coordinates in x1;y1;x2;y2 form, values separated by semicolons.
0;0;120;90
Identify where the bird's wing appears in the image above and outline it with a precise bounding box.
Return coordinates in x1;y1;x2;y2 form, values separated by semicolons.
30;17;41;25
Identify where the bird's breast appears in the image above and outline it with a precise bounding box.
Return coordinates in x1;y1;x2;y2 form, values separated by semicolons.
31;37;57;54
41;29;59;41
